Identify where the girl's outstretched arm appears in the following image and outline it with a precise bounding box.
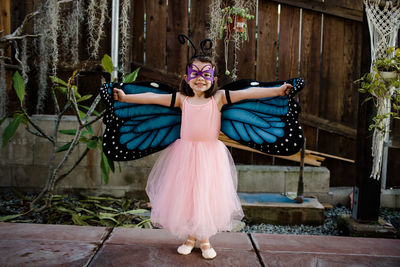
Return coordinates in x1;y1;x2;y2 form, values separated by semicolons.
221;83;292;105
113;88;181;107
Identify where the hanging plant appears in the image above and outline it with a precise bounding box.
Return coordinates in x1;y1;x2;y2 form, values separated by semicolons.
216;2;255;78
357;47;400;133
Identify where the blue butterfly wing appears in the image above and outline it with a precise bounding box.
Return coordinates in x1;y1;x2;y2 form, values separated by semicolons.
100;81;181;161
221;78;305;156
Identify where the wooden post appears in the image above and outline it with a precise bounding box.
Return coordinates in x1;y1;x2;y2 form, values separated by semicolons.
352;7;381;222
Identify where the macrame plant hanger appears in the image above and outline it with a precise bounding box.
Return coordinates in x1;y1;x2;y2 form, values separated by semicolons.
364;0;400;182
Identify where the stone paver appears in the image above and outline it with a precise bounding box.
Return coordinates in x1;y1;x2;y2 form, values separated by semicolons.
1;222;400;267
90;228;259;266
0;222;109;267
252;233;400;266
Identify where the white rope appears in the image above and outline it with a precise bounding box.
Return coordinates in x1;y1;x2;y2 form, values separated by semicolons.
364;0;400;180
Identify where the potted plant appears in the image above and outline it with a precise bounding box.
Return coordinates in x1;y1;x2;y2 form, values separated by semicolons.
358;47;400;133
217;5;255;77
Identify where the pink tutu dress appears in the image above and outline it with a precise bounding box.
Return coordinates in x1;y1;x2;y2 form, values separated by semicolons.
145;96;244;240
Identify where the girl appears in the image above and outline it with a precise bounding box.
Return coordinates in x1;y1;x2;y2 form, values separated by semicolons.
113;55;292;260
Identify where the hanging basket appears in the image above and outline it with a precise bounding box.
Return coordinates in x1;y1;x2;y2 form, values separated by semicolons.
379;71;398;82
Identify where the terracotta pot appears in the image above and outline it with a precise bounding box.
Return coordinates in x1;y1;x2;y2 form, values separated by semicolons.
228;16;246;33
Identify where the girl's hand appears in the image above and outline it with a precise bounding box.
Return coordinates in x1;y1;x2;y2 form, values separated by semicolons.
113;88;125;102
278;83;293;96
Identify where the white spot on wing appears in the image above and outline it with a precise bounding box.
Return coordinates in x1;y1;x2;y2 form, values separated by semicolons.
150;82;159;88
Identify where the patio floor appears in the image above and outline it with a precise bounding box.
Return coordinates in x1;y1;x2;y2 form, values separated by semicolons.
1;222;399;266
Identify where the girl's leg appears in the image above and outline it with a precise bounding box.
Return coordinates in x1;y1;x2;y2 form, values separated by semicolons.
200;237;217;259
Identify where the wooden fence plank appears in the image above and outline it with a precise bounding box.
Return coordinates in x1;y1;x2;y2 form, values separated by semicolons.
132;0;144;64
236;12;256;80
268;0;363;22
190;0;210;54
342;19;362;126
320;15;345;122
278;4;300;80
299;9;322;151
166;0;188;75
145;0;166;70
300;9;321;116
256;1;278;81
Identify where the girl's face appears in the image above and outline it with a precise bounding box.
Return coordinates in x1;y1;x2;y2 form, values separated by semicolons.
185;60;215;95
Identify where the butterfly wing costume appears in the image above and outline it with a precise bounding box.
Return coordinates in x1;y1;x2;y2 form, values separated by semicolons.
100;77;305;161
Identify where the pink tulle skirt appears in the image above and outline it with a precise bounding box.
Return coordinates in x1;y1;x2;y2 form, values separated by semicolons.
145;139;244;240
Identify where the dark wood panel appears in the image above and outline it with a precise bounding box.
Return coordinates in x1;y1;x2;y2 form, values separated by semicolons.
256;1;278;81
189;0;210;53
132;0;144;64
318;130;357;186
302;125;317;151
268;0;363;22
236;12;256;80
299;9;321;116
387;148;400;188
342;19;362;126
145;0;166;70
278;4;300;80
320;15;345;122
166;0;188;75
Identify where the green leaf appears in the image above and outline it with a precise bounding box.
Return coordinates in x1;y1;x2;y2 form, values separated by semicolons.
56;206;75;214
78;109;86;120
0;213;25;222
86;125;94;135
59;129;77;135
109;158;115;173
77;94;93;103
72;85;82;99
123;67;140;83
72;213;90;226
101;152;111;184
98;212;119;224
12;72;25;105
0;116;7;127
121;209;150;215
86;195;116;201
2;115;23;148
78;104;100;116
54;86;67;94
87;139;98;149
102;54;113;74
95;204;119;212
50;76;68;86
56;142;72;152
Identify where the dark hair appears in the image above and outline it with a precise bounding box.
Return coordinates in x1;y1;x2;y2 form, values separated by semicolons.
179;56;218;98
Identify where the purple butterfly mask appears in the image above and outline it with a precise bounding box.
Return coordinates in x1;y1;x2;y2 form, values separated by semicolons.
187;64;215;84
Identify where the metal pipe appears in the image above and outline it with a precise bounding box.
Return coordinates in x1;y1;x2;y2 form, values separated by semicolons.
111;0;120;81
296;138;306;203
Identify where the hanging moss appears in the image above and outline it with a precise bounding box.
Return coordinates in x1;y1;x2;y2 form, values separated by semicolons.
21;38;30;86
87;0;108;58
61;0;83;65
119;0;131;75
0;49;7;118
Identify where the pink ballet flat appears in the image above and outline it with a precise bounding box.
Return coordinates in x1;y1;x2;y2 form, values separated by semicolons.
200;242;217;260
177;239;196;255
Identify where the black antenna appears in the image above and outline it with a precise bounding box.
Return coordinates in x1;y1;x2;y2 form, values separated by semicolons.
178;34;198;59
178;34;213;59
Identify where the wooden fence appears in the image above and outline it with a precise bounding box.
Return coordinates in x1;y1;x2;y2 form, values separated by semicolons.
4;0;400;187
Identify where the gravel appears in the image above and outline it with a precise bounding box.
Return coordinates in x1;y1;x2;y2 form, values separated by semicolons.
240;205;400;238
1;190;399;238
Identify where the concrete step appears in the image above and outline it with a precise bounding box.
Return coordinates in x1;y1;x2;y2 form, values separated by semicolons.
239;193;325;225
